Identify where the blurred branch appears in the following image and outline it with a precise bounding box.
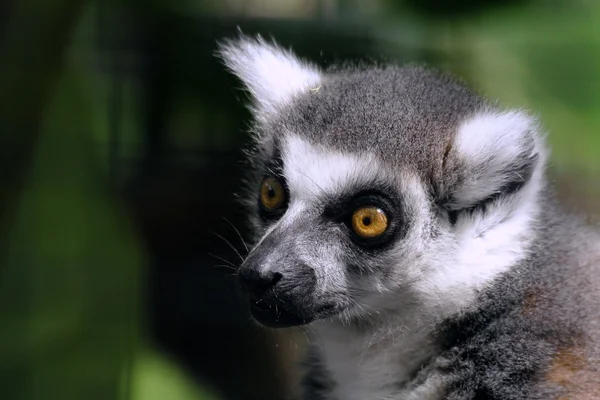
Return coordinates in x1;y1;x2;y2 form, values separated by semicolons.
0;0;87;251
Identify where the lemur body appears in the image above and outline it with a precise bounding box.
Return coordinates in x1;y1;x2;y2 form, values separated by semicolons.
217;35;600;399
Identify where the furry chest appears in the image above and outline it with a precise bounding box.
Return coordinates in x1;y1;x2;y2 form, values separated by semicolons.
317;329;437;400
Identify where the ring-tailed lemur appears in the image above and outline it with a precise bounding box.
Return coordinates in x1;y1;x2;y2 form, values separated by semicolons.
217;35;600;399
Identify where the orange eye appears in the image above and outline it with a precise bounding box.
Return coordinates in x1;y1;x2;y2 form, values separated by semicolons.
260;177;286;210
351;207;389;239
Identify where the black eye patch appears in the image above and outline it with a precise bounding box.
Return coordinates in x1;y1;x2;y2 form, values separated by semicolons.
323;187;406;250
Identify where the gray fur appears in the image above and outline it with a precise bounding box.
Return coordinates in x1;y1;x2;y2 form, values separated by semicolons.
217;35;600;399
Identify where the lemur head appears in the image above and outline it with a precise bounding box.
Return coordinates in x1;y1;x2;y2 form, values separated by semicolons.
218;35;548;329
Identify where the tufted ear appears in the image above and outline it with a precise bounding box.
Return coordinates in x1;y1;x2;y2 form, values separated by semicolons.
217;34;322;118
441;109;548;214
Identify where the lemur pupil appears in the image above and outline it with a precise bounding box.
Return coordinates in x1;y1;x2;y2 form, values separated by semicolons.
268;187;275;198
363;217;371;226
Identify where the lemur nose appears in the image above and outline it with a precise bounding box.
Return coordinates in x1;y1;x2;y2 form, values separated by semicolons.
238;268;283;299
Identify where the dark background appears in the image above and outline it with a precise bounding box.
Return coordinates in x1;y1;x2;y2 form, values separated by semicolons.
0;1;598;399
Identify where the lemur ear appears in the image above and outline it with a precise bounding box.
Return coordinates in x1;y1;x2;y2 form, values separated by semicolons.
441;109;548;212
217;34;322;117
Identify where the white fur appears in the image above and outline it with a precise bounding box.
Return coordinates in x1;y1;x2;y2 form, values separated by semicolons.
417;110;548;311
450;109;544;208
218;36;321;116
314;318;439;400
281;135;382;202
421;177;543;311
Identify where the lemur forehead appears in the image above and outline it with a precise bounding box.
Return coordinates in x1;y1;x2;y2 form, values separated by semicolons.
266;66;489;179
281;136;378;200
280;135;412;202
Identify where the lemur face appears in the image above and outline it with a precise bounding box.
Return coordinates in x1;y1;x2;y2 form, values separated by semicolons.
238;135;425;327
218;35;547;328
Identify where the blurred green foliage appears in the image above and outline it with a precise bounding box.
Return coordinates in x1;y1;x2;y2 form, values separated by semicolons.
130;346;220;400
0;66;141;399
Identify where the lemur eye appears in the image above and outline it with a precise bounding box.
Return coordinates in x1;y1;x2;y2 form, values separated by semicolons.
260;177;286;210
351;207;389;239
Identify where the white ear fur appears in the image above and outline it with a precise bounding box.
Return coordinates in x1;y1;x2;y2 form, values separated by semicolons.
420;110;549;311
217;34;322;116
447;109;548;210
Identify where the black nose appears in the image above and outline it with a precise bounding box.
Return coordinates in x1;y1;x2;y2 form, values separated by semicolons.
238;268;283;299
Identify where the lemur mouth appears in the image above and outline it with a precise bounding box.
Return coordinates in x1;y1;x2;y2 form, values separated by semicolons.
249;298;312;328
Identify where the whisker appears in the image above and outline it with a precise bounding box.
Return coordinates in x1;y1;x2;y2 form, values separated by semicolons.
209;230;244;262
208;252;239;269
212;263;238;272
222;217;249;253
